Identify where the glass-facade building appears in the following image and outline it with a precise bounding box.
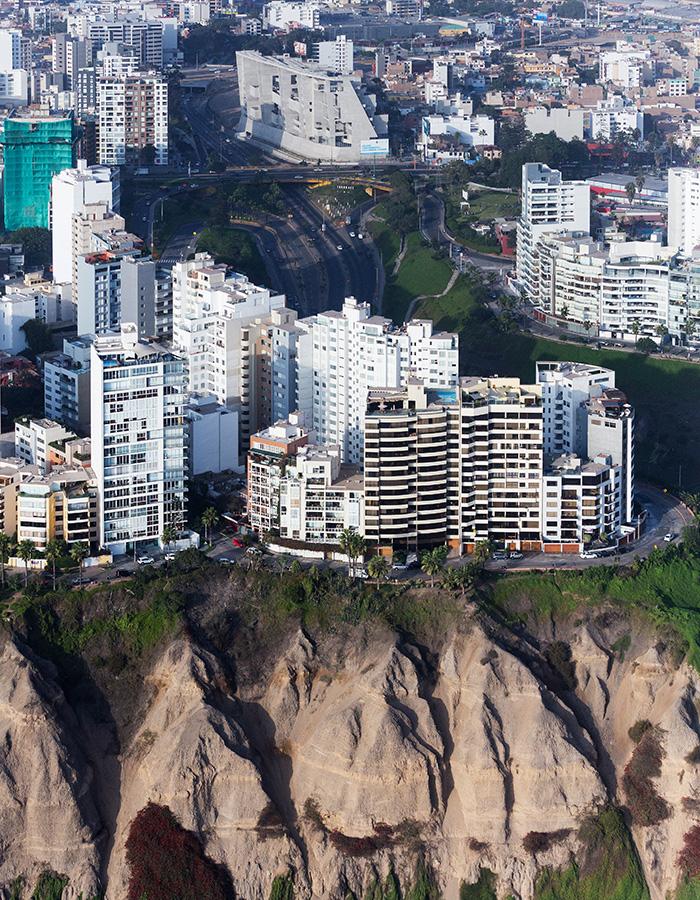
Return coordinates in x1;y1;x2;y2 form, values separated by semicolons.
1;114;76;230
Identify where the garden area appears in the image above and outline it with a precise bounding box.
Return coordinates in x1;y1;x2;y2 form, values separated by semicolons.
443;185;519;253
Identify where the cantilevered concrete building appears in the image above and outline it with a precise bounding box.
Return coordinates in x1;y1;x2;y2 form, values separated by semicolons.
236;51;388;162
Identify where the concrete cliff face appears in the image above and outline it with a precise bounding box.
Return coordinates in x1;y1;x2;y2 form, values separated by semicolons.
1;612;699;900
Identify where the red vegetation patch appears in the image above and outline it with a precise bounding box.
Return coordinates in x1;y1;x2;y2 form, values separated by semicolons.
126;802;234;900
622;728;671;826
679;824;700;878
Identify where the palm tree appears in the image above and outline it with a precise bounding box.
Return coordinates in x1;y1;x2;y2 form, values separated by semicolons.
367;555;389;585
161;525;177;552
472;540;492;568
456;566;475;598
420;546;447;588
201;507;218;545
635;174;646;196
655;324;668;339
631;319;641;339
625;181;636;204
560;304;569;320
339;527;366;576
440;567;461;592
70;541;89;586
582;319;593;334
45;538;64;591
16;539;35;588
0;533;13;589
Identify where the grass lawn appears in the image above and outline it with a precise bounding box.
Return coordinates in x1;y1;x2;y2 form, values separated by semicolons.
383;232;453;324
417;274;700;491
368;204;402;273
444;186;520;253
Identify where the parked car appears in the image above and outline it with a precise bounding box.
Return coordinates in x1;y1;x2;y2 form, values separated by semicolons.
218;557;235;566
663;532;675;542
246;547;263;557
579;550;597;559
492;550;507;560
116;568;131;577
509;551;523;560
232;537;244;548
137;555;155;565
164;552;176;561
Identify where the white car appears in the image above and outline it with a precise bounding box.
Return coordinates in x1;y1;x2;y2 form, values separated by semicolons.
579;551;597;560
349;231;356;237
137;555;155;565
336;245;343;251
164;552;176;561
663;532;675;542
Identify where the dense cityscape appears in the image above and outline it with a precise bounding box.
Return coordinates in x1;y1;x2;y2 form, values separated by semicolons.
0;0;699;896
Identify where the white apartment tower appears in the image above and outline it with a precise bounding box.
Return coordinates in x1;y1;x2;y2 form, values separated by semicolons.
97;74;168;166
50;160;117;287
536;361;615;457
0;30;30;72
171;254;291;442
668;168;700;258
90;325;187;554
298;296;459;464
516;163;590;301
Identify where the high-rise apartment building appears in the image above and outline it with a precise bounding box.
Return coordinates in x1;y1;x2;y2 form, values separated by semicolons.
76;248;156;339
364;381;461;549
0;29;30;72
516;163;590;301
50;160;117;286
364;376;543;551
586;388;635;523
668;168;700;258
313;36;354;74
90;325;187;554
1;113;76;230
537;361;615;458
43;336;94;434
52;34;91;90
97;74;168;166
297;297;459;464
247;416;309;535
171;255;292;443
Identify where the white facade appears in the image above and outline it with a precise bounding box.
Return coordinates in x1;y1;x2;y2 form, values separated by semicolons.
236;51;387;163
43;336;93;434
524;106;585;142
516;163;590;300
0;290;35;353
588;96;644;142
537;361;615;458
187;394;239;475
90;325;187;554
599;45;651;89
50;160;116;286
279;444;364;544
0;69;28;106
668;168;700;258
171;254;289;441
15;418;75;474
97;74;168;166
314;36;354;75
297;296;459;464
262;1;321;30
0;30;30;72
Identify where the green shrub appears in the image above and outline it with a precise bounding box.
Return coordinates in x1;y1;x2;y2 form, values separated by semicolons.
628;720;653;743
460;869;497;900
31;871;68;900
